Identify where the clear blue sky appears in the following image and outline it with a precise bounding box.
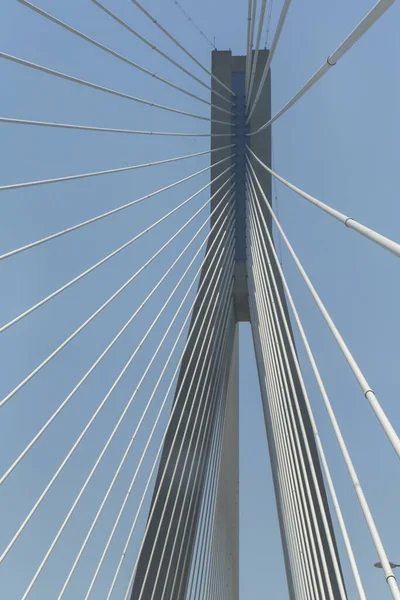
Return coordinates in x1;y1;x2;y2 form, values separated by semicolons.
0;1;399;599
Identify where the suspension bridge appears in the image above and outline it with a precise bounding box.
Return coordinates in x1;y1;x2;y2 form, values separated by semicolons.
0;0;399;598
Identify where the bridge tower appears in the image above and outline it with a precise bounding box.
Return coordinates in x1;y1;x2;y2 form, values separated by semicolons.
131;50;344;600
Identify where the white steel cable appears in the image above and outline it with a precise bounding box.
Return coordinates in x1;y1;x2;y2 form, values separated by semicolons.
264;0;274;47
246;0;292;122
106;246;235;600
244;0;254;104
122;259;235;600
249;0;397;134
248;158;400;459
17;0;231;117
0;198;234;570
248;180;347;599
0;163;234;410
249;186;368;600
0;156;233;331
0;52;231;126
247;146;400;259
53;196;235;599
171;0;217;50
247;0;267;105
129;0;235;99
0;180;235;488
90;0;232;107
0;116;231;136
0;146;228;194
18;215;235;600
246;0;258;100
148;308;235;600
247;225;321;600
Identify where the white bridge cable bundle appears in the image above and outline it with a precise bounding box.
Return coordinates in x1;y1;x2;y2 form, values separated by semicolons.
246;158;400;599
246;172;367;600
247;158;400;459
246;183;344;600
247;161;396;600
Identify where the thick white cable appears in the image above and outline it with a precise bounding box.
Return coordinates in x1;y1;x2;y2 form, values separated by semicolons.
246;0;292;122
90;0;232;107
0;146;228;194
0;198;234;572
247;146;400;259
0;116;231;136
107;248;235;600
0;163;233;410
123;262;235;600
244;0;254;103
54;195;234;599
248;181;347;599
19;213;235;600
247;223;321;599
247;0;267;105
17;0;231;116
248;157;400;458
0;180;235;488
149;308;234;600
249;189;368;600
250;0;396;134
129;0;235;98
133;266;234;600
0;52;230;126
0;156;232;333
